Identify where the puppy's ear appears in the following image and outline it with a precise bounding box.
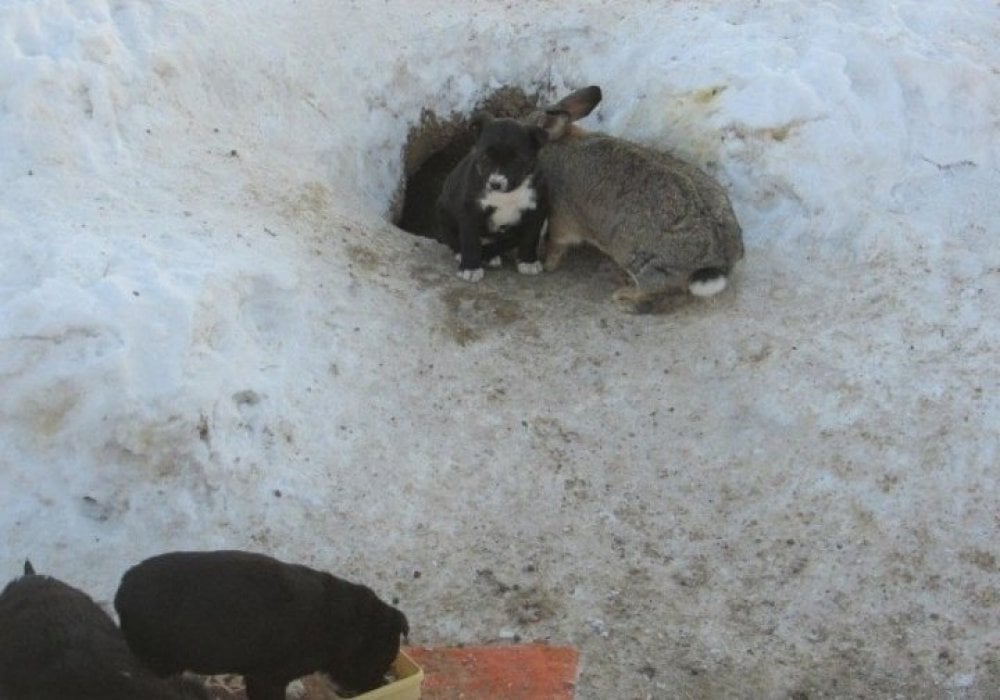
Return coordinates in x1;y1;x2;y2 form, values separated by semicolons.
23;559;35;576
395;608;410;640
471;111;493;138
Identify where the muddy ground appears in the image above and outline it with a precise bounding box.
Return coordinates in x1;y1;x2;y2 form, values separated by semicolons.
289;203;999;699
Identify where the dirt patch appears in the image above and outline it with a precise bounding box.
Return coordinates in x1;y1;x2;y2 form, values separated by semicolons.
959;549;998;573
280;181;333;224
345;244;382;273
438;284;526;346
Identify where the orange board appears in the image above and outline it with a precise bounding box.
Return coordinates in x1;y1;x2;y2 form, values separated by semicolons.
404;644;579;700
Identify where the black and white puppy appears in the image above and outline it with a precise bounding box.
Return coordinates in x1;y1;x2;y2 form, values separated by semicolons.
436;113;548;281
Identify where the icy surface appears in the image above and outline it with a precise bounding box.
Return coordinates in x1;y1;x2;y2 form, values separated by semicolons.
1;1;998;697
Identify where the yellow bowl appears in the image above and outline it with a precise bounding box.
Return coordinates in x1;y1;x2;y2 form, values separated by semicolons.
347;651;423;700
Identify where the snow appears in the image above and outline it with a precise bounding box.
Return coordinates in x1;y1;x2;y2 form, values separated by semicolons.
2;0;999;697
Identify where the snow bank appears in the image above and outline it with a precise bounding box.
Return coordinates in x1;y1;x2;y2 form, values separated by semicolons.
1;0;998;696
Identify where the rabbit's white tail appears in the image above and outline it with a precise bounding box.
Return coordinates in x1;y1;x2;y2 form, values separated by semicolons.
689;268;728;297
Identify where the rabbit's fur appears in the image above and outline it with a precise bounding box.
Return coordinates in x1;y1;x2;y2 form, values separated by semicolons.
529;86;744;312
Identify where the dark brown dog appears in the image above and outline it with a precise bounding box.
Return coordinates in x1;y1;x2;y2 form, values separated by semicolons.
0;561;208;700
114;550;409;700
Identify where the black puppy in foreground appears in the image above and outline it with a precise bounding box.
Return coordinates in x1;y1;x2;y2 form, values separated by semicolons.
114;550;409;700
0;560;208;700
436;113;549;281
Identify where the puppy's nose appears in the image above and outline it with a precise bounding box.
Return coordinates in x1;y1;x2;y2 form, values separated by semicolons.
487;173;508;192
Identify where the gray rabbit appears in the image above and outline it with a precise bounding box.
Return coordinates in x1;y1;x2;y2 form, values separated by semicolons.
528;86;744;312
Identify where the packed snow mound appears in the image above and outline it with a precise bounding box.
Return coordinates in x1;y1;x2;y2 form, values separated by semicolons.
1;1;998;697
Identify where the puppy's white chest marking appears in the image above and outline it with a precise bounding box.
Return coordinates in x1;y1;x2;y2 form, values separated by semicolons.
479;176;537;233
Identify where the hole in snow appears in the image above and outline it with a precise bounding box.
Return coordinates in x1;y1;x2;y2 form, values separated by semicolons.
392;86;540;239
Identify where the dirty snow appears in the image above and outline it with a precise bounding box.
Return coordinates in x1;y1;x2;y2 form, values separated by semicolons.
1;0;998;697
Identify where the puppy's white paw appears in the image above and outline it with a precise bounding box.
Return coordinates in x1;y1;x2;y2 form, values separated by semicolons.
517;260;544;275
458;268;484;282
285;680;307;699
487;256;502;268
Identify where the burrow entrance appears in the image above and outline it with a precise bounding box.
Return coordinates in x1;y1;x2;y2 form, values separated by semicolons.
391;87;540;240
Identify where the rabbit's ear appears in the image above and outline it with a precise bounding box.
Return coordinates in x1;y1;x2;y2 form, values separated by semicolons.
552;85;602;121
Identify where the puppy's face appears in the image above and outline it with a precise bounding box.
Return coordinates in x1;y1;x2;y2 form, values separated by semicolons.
473;116;547;193
327;585;409;695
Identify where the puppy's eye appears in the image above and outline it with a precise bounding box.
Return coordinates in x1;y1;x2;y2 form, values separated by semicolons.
485;146;516;164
